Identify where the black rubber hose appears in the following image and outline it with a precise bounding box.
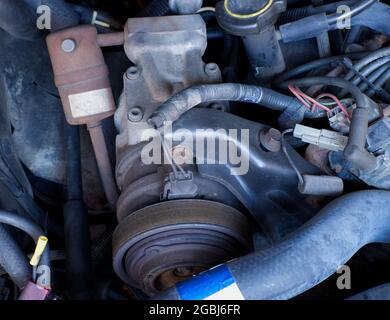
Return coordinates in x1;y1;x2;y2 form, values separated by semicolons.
0;211;50;273
358;62;390;92
367;68;390;97
138;0;170;17
349;56;390;88
277;0;357;25
63;123;92;300
0;0;39;40
344;47;390;82
285;77;377;171
155;190;390;300
0;225;31;289
23;0;80;31
273;52;369;85
148;83;319;129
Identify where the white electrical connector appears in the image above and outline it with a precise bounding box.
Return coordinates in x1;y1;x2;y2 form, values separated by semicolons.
293;124;348;152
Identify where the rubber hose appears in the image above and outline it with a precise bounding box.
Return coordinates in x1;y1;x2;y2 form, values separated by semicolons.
148;83;318;129
349;56;390;88
367;68;390;97
344;47;390;82
155;190;390;300
273;52;369;85
358;62;390;92
0;211;50;271
0;225;31;289
63;123;92;300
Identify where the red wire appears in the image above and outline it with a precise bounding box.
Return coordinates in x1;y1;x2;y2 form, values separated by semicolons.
316;93;351;120
288;85;313;110
288;85;332;114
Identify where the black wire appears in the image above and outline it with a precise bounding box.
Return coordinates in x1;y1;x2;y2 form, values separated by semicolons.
282;130;304;186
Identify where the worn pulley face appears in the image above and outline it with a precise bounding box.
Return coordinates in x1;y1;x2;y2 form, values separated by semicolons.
112;199;251;296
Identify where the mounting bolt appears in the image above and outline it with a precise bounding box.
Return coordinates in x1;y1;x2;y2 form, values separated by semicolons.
127;106;144;122
205;63;220;77
61;39;76;53
126;66;140;80
260;128;282;152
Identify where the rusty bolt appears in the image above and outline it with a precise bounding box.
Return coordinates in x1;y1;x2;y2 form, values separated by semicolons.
61;39;76;53
126;66;140;80
127;106;144;122
260;128;282;152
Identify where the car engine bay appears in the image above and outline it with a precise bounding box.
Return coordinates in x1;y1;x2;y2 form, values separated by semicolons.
1;0;390;300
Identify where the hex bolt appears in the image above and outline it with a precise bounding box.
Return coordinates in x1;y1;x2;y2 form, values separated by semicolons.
126;66;140;80
205;63;220;77
61;39;77;53
127;106;144;122
260;128;282;152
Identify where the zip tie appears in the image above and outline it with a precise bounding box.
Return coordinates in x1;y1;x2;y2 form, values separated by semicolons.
30;236;48;266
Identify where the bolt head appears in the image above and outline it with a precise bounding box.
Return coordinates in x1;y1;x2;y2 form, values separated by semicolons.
61;39;76;53
260;128;282;152
126;66;140;80
205;63;220;77
127;106;144;122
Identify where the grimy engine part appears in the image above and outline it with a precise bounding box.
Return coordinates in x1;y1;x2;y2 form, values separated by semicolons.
46;25;124;208
216;0;287;80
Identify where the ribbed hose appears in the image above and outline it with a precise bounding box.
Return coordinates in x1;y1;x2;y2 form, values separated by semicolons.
0;225;31;289
148;83;318;129
155;190;390;300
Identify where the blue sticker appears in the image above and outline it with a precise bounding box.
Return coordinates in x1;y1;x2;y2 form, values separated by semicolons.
176;265;236;300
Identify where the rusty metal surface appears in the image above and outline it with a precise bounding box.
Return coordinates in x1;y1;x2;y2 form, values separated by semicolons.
46;25;116;125
87;122;118;209
97;32;125;48
47;25;120;208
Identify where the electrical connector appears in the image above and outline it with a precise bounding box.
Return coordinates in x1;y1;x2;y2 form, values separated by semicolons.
30;236;48;267
293;124;348;152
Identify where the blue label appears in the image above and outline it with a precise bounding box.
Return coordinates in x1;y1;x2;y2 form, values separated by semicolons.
176;265;235;300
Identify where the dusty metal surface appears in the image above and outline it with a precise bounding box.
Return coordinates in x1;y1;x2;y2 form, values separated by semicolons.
115;15;222;191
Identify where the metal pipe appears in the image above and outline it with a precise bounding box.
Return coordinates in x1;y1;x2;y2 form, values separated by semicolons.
87;122;118;209
97;32;125;47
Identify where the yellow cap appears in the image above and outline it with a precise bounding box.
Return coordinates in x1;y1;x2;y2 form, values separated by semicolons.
30;236;48;266
224;0;274;19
